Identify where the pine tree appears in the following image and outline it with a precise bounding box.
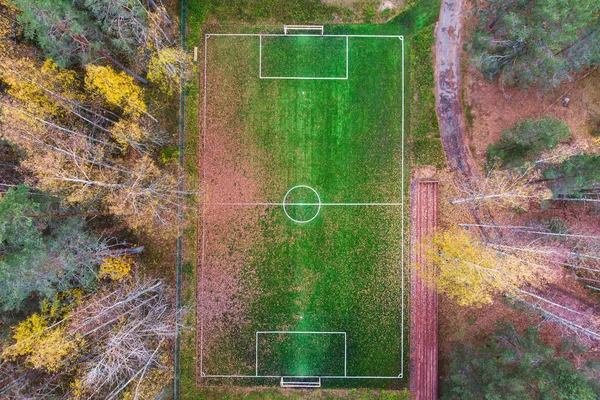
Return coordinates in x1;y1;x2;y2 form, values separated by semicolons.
471;0;600;90
10;0;148;83
543;153;600;197
82;0;148;57
487;117;571;168
0;186;107;311
442;323;600;398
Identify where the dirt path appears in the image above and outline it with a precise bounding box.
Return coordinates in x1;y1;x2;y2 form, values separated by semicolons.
434;0;498;238
434;0;475;178
410;180;439;400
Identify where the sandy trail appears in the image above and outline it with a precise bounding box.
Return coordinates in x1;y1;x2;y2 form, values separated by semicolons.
434;0;475;178
434;0;498;239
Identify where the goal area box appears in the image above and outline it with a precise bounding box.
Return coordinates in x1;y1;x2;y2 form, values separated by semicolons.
260;35;348;79
256;331;346;377
199;27;406;389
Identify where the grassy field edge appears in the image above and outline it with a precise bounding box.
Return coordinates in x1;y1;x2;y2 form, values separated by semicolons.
179;0;442;397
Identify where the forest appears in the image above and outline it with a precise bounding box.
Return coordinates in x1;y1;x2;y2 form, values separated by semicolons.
1;0;600;398
0;0;188;398
432;0;600;396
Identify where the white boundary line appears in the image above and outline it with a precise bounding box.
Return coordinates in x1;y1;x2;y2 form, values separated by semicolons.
259;35;349;80
213;202;404;206
255;331;347;377
199;33;209;379
200;33;405;381
400;34;405;380
208;33;403;37
203;375;402;379
347;36;350;81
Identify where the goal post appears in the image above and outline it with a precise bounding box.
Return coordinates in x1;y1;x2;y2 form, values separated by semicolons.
280;377;322;388
284;24;324;35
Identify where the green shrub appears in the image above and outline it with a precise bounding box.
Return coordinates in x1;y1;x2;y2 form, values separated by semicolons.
486;117;570;168
159;145;180;166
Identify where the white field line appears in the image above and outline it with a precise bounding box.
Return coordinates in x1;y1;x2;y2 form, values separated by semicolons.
212;202;403;206
344;332;347;377
199;33;209;377
346;36;349;79
259;34;349;80
201;33;405;381
256;331;346;334
259;35;262;78
259;77;347;80
203;374;403;379
400;35;405;379
209;33;403;38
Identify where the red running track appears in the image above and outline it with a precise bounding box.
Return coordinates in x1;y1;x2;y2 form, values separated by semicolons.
410;180;439;400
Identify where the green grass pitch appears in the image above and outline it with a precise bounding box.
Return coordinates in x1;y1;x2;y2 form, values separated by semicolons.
199;30;405;389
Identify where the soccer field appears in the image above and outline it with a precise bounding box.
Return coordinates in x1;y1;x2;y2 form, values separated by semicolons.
199;28;406;389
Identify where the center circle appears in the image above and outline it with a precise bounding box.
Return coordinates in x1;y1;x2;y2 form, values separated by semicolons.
282;185;321;224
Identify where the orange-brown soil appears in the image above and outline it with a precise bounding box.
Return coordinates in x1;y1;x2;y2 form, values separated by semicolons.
463;65;598;163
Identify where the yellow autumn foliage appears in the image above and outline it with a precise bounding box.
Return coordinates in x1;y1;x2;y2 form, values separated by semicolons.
40;59;78;91
3;313;46;358
27;328;80;372
0;1;18;55
147;47;193;95
85;65;147;116
110;118;145;150
99;256;133;281
3;313;81;372
422;227;547;307
122;361;172;400
70;378;87;399
2;58;78;117
40;288;85;319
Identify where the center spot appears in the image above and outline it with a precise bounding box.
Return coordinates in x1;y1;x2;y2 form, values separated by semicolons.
282;185;321;224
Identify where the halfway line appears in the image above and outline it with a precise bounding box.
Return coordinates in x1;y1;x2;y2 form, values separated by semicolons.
211;202;403;206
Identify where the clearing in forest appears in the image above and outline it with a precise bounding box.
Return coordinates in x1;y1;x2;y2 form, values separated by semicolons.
199;26;406;389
